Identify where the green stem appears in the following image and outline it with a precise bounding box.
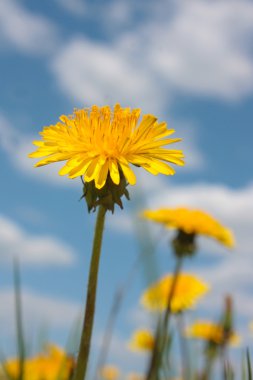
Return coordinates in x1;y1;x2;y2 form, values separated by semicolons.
163;257;183;330
93;254;140;380
14;259;25;380
146;257;183;380
177;313;191;380
73;205;106;380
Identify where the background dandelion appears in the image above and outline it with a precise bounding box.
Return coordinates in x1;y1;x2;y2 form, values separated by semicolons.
0;0;253;378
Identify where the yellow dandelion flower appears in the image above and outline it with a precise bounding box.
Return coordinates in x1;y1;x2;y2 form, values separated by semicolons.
126;373;145;380
128;329;155;352
1;344;74;380
29;104;184;190
142;207;234;248
99;365;120;380
185;320;241;346
141;273;209;313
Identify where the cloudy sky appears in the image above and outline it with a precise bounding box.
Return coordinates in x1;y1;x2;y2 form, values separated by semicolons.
0;0;253;376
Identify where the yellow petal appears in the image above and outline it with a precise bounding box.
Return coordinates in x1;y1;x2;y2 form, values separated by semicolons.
95;160;109;189
84;157;101;182
143;159;175;175
142;165;159;175
119;159;136;185
34;154;66;167
109;159;120;185
67;158;93;178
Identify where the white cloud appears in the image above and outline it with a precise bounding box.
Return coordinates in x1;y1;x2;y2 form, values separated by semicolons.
0;0;58;54
51;0;253;106
0;214;76;266
143;0;253;99
0;288;80;339
51;37;163;113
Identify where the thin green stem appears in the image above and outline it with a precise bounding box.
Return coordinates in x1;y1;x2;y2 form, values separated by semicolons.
146;257;183;380
92;204;160;380
163;257;183;330
177;313;191;380
14;259;25;380
72;205;106;380
246;348;252;380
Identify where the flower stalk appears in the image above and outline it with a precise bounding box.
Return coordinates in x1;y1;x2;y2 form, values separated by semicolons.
73;205;106;380
146;257;183;380
14;259;25;380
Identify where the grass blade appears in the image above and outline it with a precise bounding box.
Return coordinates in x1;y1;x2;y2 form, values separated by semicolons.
247;348;252;380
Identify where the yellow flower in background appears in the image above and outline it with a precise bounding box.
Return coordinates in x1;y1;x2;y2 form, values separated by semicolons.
141;273;209;313
128;329;155;352
99;365;120;380
29;104;184;189
1;344;74;380
142;207;234;248
185;320;241;346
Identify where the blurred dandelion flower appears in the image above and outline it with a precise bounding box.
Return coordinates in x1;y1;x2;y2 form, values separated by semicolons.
128;329;155;352
99;365;120;380
185;320;241;346
1;344;75;380
141;273;209;313
29;104;184;190
142;207;234;248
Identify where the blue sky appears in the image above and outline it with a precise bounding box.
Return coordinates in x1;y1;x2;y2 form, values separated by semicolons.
0;0;253;377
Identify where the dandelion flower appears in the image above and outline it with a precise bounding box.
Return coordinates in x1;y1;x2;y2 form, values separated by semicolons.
99;365;120;380
185;320;241;346
141;273;209;313
1;344;74;380
128;329;155;352
29;104;184;190
142;207;234;248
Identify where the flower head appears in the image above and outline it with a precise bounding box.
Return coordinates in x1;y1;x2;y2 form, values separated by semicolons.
128;329;155;352
99;365;120;380
141;273;209;313
142;207;234;248
185;320;241;346
1;344;74;380
29;104;184;190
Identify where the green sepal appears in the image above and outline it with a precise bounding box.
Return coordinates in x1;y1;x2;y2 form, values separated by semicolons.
81;172;130;213
172;229;197;258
